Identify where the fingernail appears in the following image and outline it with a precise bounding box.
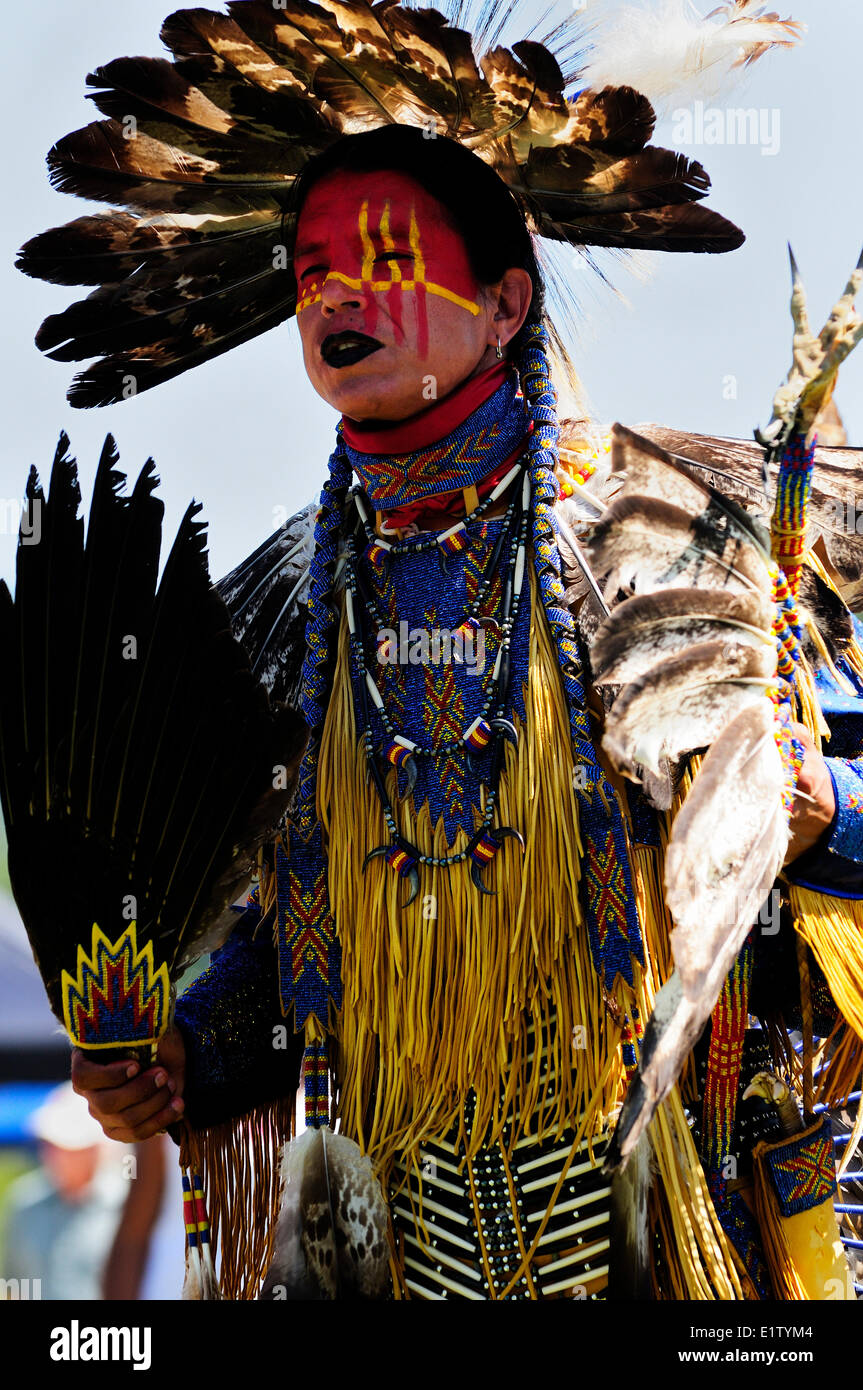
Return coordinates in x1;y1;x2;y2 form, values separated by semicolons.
166;1077;176;1094
153;1071;167;1088
126;1064;139;1079
170;1098;184;1113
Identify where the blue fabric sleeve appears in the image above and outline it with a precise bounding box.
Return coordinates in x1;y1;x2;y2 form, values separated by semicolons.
785;758;863;897
173;906;303;1129
823;758;863;863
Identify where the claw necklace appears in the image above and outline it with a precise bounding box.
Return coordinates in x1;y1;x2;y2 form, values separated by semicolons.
345;468;531;904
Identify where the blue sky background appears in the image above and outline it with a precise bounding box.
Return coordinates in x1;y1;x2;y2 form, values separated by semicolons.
0;0;861;587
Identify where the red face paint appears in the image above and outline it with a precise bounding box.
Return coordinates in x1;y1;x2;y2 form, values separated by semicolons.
294;170;484;360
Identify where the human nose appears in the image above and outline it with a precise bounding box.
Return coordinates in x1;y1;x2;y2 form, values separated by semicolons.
319;270;370;316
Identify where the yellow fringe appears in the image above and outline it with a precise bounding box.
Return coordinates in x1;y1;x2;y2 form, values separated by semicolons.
179;1098;294;1301
751;1141;811;1300
789;885;863;1045
318;571;626;1183
805;547;863;682
794;650;831;745
629;840;745;1300
815;1017;863;1114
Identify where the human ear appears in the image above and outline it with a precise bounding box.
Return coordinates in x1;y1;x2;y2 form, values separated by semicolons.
488;268;534;351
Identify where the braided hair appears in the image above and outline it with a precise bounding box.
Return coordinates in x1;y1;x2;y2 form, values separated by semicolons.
293;435;352;835
519;319;610;779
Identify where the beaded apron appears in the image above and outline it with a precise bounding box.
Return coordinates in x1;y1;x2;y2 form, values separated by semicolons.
312;502;626;1299
389;1018;611;1302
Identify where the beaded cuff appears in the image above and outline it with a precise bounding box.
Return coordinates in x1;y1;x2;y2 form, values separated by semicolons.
784;758;863;897
824;757;863;864
174;908;302;1130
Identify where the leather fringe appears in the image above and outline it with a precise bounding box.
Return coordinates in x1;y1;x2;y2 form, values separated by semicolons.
789;883;863;1055
319;572;626;1185
179;1097;295;1300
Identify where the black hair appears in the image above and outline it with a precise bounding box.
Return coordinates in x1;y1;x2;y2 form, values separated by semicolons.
292;124;544;342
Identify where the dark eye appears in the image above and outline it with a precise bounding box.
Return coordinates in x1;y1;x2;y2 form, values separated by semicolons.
298;263;327;281
375;251;414;263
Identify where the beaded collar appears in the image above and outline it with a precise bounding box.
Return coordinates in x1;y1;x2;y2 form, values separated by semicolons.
341;363;528;511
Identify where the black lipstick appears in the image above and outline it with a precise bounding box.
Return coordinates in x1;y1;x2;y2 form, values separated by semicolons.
321;332;383;368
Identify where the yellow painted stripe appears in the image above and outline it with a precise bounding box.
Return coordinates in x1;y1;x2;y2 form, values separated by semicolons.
408;206;426;283
358;200;375;282
379;200;402;283
314;270;480;315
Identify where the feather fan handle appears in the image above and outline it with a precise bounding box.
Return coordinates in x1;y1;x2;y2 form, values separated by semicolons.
0;436;307;1055
585;0;804;107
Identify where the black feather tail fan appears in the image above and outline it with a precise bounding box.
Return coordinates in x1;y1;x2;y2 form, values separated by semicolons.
0;436;307;1061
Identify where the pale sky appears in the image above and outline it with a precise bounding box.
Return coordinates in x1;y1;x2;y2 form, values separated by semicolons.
1;0;861;588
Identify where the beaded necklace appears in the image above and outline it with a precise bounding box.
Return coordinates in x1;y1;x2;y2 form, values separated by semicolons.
344;463;531;898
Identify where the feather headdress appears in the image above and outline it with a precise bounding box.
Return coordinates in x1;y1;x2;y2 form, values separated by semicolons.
16;0;801;407
586;0;803;106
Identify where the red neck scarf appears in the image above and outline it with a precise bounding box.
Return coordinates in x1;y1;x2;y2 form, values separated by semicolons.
341;362;526;530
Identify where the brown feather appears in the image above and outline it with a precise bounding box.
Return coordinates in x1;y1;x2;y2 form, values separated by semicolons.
591;587;774;686
260;1127;391;1300
588;493;772;602
602;638;776;778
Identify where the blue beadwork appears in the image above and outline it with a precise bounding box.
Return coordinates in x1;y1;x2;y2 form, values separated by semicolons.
520;321;644;989
350;513;530;844
344;372;528;510
824;757;863;864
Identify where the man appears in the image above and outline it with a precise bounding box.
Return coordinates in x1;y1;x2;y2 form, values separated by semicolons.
17;2;863;1298
3;1084;124;1300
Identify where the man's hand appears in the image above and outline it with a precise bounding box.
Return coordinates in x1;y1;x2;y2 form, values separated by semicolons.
784;722;836;865
71;1026;187;1143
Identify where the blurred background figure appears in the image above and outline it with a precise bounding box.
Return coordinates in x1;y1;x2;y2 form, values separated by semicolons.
1;1082;124;1300
102;1134;184;1301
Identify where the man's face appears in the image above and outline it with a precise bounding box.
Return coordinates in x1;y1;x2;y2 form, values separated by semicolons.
294;170;496;421
40;1141;100;1202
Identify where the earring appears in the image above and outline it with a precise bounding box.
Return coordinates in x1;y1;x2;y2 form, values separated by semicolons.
495;336;503;360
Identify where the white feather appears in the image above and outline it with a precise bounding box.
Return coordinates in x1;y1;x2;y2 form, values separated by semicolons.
585;0;804;108
666;701;789;1002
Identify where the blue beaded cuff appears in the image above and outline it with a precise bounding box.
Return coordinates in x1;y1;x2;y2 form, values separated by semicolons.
824;757;863;864
785;758;863;898
173;908;303;1130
